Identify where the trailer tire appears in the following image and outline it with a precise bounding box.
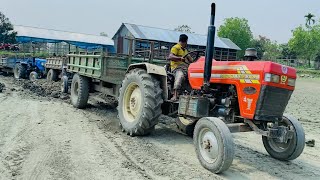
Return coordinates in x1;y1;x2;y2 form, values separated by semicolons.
118;69;163;136
262;114;305;161
71;74;89;109
29;71;38;81
47;69;59;82
14;64;27;79
194;117;234;174
61;75;69;93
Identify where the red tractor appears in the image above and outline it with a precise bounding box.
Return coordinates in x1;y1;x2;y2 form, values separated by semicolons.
64;2;304;174
116;3;305;174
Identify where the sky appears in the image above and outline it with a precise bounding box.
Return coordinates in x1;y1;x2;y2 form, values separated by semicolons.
1;0;320;44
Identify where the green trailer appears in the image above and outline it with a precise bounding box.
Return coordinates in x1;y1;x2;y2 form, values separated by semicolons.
66;48;170;134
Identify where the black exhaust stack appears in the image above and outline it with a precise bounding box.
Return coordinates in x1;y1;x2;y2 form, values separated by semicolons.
203;3;216;91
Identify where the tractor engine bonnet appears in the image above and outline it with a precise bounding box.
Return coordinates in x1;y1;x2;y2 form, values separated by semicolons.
188;57;297;90
188;57;297;120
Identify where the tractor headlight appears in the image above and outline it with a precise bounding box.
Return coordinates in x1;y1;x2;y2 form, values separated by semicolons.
287;78;296;87
41;62;45;66
264;73;280;83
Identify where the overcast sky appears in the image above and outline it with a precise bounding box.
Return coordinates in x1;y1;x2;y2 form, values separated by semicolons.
1;0;319;43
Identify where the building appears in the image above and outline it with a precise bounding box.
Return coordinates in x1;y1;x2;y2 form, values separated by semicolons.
112;23;241;60
14;25;115;55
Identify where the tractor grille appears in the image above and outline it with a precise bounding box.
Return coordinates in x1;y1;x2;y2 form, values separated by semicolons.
255;85;293;121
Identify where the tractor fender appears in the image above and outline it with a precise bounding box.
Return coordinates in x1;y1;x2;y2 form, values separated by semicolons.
126;63;168;100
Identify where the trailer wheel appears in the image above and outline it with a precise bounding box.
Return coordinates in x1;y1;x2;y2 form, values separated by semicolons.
71;74;89;109
118;69;163;136
61;75;69;93
29;71;38;81
14;64;27;79
194;117;234;174
262;114;305;161
47;69;59;82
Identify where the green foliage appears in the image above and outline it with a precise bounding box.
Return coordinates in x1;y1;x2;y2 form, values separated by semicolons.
174;25;194;33
0;50;49;58
288;24;320;67
100;32;108;37
251;35;281;60
0;12;16;43
218;17;253;58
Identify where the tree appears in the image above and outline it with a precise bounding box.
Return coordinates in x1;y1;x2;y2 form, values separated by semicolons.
100;32;108;37
252;35;281;60
305;13;316;28
218;17;253;58
0;11;16;43
174;25;194;33
288;24;320;67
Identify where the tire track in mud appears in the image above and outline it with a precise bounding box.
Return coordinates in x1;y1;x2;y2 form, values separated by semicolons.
94;118;221;180
233;143;320;179
0;100;46;179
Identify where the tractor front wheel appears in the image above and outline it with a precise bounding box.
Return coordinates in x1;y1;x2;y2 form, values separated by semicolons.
118;69;163;136
262;114;305;161
194;117;234;174
70;74;89;109
29;71;38;81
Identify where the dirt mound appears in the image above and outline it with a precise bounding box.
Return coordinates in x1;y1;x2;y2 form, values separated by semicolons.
0;82;5;93
16;79;69;100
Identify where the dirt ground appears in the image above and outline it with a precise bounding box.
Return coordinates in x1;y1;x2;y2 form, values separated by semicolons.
0;74;319;180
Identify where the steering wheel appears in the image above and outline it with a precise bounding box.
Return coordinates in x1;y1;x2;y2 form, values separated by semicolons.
183;50;205;64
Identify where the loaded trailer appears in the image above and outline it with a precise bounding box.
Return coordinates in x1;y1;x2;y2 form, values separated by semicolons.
45;56;68;82
65;3;305;174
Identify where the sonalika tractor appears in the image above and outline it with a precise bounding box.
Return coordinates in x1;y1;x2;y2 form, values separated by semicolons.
13;57;47;81
117;3;305;173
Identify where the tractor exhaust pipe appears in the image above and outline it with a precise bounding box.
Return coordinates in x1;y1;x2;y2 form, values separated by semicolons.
203;3;216;91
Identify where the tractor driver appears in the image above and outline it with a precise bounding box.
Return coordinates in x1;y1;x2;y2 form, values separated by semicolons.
168;34;193;101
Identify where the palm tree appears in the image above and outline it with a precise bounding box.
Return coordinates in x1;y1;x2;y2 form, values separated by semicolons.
305;13;316;28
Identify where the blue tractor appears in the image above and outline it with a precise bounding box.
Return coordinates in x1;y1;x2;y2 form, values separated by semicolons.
13;57;47;81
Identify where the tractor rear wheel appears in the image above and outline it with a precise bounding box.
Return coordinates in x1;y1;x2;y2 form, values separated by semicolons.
262;114;305;161
14;64;27;79
118;69;163;136
70;74;89;109
47;69;59;82
29;71;38;81
194;117;234;174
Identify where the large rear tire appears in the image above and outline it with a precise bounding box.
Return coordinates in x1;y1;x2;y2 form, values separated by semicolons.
194;117;234;174
118;69;163;136
70;74;89;109
262;114;305;161
47;69;59;82
14;64;27;79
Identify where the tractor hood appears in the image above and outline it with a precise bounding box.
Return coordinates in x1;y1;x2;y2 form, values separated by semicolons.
188;57;297;90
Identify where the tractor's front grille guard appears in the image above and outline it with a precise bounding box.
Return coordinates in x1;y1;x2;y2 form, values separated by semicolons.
254;85;293;121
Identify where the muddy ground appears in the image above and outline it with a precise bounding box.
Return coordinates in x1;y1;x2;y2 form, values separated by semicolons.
0;74;319;180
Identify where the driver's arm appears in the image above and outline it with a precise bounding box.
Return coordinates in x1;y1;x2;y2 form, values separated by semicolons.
186;54;193;63
168;53;184;62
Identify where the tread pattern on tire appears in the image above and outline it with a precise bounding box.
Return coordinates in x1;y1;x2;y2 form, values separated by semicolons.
118;69;163;136
71;74;89;109
15;64;27;79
